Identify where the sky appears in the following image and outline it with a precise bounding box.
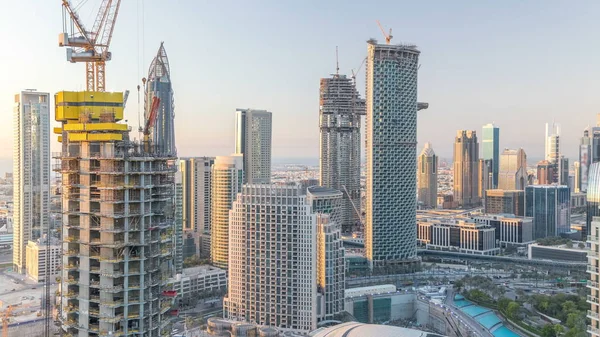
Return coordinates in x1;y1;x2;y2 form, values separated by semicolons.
0;0;598;166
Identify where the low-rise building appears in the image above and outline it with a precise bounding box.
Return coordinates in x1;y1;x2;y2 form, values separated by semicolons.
169;265;227;307
484;190;524;216
417;218;498;255
25;238;61;283
528;242;587;262
471;214;534;247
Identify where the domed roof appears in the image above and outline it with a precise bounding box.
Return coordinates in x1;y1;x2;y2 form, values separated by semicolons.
310;322;445;337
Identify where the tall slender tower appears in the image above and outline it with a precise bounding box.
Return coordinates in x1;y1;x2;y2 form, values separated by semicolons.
417;143;438;208
365;39;420;271
545;122;560;164
482;123;499;188
145;42;176;156
235;109;272;184
13;90;50;274
319;73;365;232
580;128;591;192
498;148;528;190
55;91;176;336
210;155;243;269
453;130;480;207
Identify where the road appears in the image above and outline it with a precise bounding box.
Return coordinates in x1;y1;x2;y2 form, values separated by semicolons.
445;288;493;337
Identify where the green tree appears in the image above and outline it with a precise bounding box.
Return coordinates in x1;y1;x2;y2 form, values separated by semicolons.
541;324;557;337
507;301;520;320
498;298;511;313
454;280;463;292
561;301;576;315
553;324;564;336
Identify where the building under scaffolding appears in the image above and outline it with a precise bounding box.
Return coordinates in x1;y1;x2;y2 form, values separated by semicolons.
54;90;177;337
319;74;365;233
145;42;176;157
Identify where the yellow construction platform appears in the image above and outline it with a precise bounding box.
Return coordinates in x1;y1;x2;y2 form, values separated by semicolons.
55;91;124;122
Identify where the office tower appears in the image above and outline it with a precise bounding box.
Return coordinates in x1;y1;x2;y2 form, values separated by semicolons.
210;155;243;269
592;127;600;164
558;156;569;186
55;91;176;336
586;163;600;238
417;143;438;209
478;159;493;201
580;128;591;192
453;130;480;208
319;73;365;232
498;148;528;190
588;216;600;337
364;39;420;271
306;186;345;321
482;123;499;188
224;184;344;333
574;161;581;193
145;42;176;156
179;157;215;258
545;122;560;164
234;108;272;184
525;185;570;239
175;171;184;273
13;90;50;274
484;190;525;216
536;160;556;185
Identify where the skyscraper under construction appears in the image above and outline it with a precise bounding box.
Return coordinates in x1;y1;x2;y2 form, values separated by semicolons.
55;91;177;336
319;74;365;233
145;42;176;156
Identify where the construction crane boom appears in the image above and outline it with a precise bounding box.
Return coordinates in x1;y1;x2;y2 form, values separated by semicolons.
144;96;161;137
59;0;122;92
376;20;393;44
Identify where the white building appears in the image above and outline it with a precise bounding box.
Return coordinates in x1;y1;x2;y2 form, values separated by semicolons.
210;155;243;269
224;184;344;333
417;219;498;255
13;90;50;274
26;238;60;282
169;265;226;307
234;109;272;184
588;216;600;336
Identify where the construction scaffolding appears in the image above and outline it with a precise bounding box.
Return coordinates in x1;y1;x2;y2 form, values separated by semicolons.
54;91;176;337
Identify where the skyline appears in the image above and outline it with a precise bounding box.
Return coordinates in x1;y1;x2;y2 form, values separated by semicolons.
1;1;599;161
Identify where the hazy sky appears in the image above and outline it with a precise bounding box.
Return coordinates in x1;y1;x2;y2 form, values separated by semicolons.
1;0;598;162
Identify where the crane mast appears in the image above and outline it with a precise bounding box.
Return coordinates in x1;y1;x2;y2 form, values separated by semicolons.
59;0;122;91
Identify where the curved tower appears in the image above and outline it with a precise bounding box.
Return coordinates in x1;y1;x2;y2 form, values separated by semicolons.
145;42;176;156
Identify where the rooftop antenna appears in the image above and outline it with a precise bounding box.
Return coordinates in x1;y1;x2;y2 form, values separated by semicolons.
335;46;339;75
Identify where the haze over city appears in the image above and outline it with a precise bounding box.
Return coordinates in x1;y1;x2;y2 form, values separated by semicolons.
1;0;598;162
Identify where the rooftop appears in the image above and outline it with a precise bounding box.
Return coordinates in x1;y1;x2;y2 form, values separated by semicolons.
310;322;444;337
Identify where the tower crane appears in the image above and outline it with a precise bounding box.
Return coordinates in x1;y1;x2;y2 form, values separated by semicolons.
59;0;122;92
376;20;393;44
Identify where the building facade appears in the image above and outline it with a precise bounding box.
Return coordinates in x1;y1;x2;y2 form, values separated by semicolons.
537;160;557;185
235;109;272;184
453;130;480;208
180;157;214;257
545;122;560;164
210;155;243;269
145;42;176;156
55;91;176;336
574;161;581;193
25;238;61;283
482;123;499;188
587;163;600;239
13;90;50;274
319;74;365;232
417;219;498;255
364;40;420;271
484;189;524;216
579;128;591;192
169;265;227;308
498;148;527;190
418;143;438;209
478;159;493;201
587;216;600;337
525;185;570;239
471;214;534;246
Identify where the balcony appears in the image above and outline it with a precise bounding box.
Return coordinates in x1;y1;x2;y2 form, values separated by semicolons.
589;265;600;274
65;236;80;243
589;310;600;320
65;291;77;299
89;324;100;333
89;308;100;317
100;314;124;324
589;295;600;304
588;326;600;336
590;280;600;289
64;263;78;271
64;305;79;314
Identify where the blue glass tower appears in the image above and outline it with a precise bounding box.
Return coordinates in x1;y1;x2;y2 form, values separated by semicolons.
525;185;570;239
482;123;499;188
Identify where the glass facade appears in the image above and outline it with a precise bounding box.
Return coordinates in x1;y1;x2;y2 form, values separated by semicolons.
525;185;570;239
482;123;499;188
586;163;600;238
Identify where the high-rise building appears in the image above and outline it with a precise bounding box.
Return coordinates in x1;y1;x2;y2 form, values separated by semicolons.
525;185;570;239
179;157;214;258
364;39;420;271
453;130;480;208
224;184;344;333
545;122;560;164
319;74;365;232
13;90;50;274
586;163;600;238
592;126;600;164
145;42;176;156
478;159;493;201
580;128;591;192
418;143;438;209
558;156;569;186
574;161;581;193
210;155;243;269
498;148;528;190
484;190;525;216
587;216;600;337
175;170;184;274
235;109;272;184
482;123;499;188
536;160;556;185
55;91;176;336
